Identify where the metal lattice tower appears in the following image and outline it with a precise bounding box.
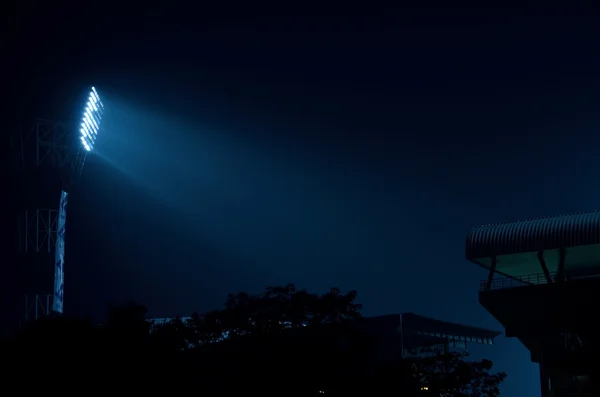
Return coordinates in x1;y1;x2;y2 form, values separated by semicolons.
15;119;71;169
9;87;102;330
20;209;59;253
24;295;52;324
12;118;75;324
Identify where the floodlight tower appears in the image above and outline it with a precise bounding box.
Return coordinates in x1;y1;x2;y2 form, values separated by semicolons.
52;87;104;314
11;87;104;326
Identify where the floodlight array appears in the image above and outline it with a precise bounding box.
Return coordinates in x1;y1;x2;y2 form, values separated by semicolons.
79;87;104;151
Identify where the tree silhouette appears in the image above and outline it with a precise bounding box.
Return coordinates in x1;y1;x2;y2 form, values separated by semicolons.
150;284;367;394
149;316;195;351
153;283;363;348
3;286;506;395
147;285;507;395
405;348;507;397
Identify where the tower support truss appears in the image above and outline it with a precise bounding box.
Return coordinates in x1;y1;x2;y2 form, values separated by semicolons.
24;294;52;323
12;118;73;325
14;119;71;169
20;209;58;253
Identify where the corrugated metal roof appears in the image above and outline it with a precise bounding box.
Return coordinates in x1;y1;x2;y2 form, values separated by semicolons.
466;211;600;259
401;313;501;343
361;313;500;345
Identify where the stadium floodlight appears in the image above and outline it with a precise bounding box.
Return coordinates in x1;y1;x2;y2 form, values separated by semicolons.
79;86;104;151
51;85;104;315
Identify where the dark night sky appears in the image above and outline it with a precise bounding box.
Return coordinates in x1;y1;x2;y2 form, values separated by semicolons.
6;5;600;395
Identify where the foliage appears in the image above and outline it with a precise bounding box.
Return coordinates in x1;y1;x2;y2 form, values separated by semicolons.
149;316;195;351
154;283;363;349
219;283;362;332
148;284;367;393
405;348;507;397
364;359;424;396
2;285;507;396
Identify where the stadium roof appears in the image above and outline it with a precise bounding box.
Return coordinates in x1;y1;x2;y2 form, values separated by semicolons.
466;211;600;279
362;313;500;346
150;313;501;347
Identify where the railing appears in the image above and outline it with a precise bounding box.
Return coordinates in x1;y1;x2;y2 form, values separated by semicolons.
480;272;552;291
480;271;600;292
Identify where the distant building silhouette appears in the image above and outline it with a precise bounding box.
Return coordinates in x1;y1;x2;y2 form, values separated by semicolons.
149;312;500;361
359;313;499;362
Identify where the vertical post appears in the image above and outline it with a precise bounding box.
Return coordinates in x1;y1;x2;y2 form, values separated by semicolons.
486;256;497;291
540;359;550;397
24;210;28;253
399;314;404;359
555;247;566;283
35;295;38;320
35;210;39;253
19;124;25;168
48;210;52;252
537;251;553;284
36;122;40;167
25;295;28;323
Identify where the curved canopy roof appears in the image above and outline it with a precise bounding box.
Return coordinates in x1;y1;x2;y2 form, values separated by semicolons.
466;211;600;260
466;211;600;278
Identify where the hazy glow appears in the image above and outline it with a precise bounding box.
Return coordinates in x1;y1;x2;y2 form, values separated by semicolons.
79;86;104;151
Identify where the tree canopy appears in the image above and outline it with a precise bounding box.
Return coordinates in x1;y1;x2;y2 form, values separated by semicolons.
404;348;507;397
153;283;362;347
1;284;506;396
